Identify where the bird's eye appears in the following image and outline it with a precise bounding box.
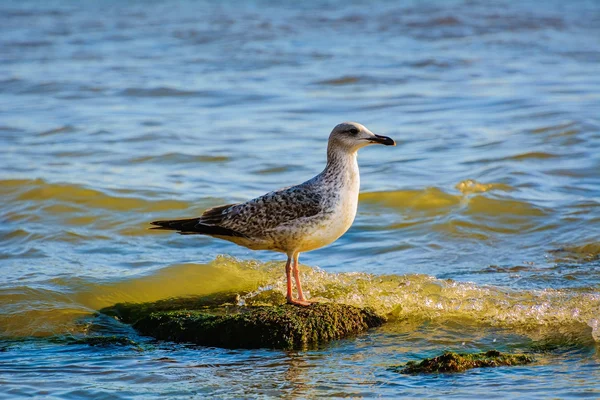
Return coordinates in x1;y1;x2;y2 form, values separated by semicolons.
348;128;359;135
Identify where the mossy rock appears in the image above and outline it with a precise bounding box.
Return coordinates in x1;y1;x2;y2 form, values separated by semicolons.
100;293;386;350
390;350;535;374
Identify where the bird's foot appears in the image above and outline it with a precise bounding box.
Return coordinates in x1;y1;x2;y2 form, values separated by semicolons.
287;298;313;307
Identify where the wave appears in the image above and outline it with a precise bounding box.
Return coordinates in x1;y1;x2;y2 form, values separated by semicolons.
0;256;598;341
120;87;212;98
1;179;190;213
360;180;550;237
0;178;556;243
129;153;230;165
0;179;211;240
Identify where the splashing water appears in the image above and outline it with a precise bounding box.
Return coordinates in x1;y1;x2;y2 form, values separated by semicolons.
219;256;600;340
6;255;598;341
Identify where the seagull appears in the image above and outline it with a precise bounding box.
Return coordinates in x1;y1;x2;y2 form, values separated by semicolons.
151;122;395;306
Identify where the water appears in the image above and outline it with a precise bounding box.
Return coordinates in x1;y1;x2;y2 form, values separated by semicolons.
1;0;600;397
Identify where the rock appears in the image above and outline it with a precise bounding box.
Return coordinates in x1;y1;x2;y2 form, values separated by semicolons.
100;293;386;350
389;350;535;374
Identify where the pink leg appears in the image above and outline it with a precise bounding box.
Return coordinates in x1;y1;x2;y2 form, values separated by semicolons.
292;253;311;305
286;253;311;307
285;256;293;303
292;253;305;301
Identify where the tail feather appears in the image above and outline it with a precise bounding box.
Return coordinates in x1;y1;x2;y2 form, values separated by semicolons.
150;218;247;238
151;218;200;232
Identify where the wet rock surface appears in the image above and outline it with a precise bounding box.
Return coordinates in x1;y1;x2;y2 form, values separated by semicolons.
390;350;535;374
100;294;386;350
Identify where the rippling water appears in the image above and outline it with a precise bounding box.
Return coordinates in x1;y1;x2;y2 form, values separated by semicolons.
1;0;600;398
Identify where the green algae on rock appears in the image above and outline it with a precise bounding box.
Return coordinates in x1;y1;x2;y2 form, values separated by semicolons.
100;294;385;350
390;350;534;374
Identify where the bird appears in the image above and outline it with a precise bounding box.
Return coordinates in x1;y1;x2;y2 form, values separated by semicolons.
151;122;395;306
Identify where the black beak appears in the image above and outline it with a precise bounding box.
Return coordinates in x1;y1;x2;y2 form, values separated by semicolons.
369;134;396;146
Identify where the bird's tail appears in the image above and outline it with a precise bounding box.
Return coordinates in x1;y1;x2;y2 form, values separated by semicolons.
150;218;247;237
150;218;201;233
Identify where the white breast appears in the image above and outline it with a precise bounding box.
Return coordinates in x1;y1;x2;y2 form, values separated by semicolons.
297;157;360;253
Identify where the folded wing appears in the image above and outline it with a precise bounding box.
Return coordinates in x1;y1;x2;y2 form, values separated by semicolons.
151;184;323;238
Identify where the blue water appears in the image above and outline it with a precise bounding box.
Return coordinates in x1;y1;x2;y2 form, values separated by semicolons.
1;0;600;398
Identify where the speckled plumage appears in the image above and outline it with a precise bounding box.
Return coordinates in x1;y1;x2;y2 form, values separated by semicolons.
151;122;395;305
202;148;359;253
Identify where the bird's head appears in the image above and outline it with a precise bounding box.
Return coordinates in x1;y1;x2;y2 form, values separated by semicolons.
328;122;395;153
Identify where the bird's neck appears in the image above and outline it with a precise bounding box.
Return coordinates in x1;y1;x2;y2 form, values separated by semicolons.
322;146;360;188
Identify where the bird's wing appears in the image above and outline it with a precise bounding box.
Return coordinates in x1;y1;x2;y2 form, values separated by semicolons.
215;184;324;237
151;184;324;238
